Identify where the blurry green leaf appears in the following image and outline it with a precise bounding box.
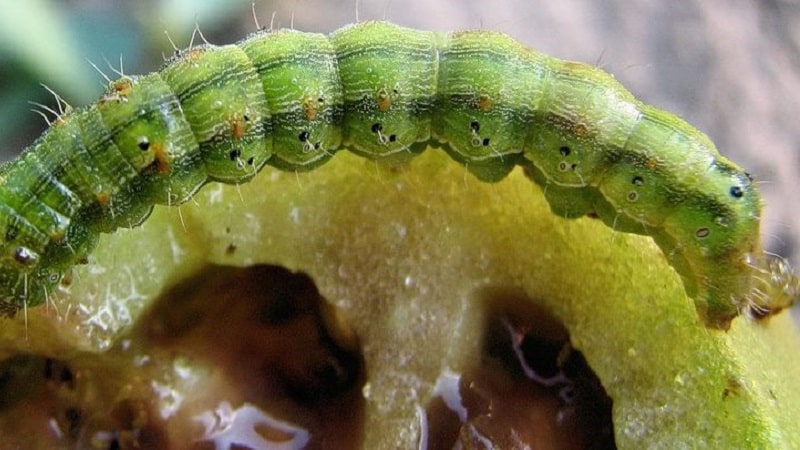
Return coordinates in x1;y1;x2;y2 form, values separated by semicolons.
0;0;97;101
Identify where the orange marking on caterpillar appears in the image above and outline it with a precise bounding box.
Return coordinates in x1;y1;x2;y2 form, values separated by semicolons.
377;88;392;112
478;94;493;112
145;142;171;175
231;115;247;139
303;97;318;120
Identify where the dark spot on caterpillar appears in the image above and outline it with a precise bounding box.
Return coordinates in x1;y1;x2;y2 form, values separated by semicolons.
314;142;321;150
226;243;237;255
632;176;644;186
243;114;250;122
371;123;383;133
298;131;310;142
559;146;571;156
229;148;241;161
482;137;491;146
558;161;577;172
13;247;36;265
730;186;744;198
389;134;397;142
137;136;150;151
246;156;255;165
470;120;480;133
696;227;711;239
627;191;639;202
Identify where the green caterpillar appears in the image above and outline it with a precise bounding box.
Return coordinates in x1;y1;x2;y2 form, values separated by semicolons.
0;21;796;329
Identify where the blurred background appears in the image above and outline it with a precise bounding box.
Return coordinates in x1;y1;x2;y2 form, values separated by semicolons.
1;0;798;267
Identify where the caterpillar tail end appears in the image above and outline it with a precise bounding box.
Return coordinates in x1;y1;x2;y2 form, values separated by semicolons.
745;253;800;321
697;253;800;330
692;252;799;330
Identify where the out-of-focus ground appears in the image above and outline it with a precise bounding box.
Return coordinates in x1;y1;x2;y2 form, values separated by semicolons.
1;0;798;293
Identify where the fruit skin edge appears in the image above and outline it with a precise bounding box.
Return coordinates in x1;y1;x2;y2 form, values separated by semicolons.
2;149;799;448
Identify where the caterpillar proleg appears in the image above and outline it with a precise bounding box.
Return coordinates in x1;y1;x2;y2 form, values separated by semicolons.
0;21;796;329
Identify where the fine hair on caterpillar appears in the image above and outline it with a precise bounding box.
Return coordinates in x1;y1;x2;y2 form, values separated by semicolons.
0;20;796;329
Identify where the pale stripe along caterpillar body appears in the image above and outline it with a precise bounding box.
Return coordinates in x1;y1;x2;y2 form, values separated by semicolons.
0;21;796;329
